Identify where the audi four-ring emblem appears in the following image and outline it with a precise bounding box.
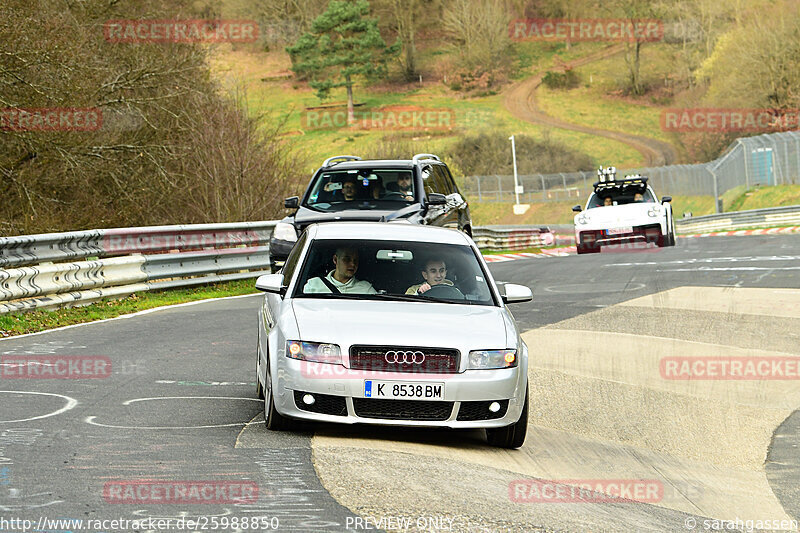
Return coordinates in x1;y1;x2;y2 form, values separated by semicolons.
385;350;425;364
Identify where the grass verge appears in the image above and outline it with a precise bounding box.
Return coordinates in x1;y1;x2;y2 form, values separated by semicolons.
0;279;259;338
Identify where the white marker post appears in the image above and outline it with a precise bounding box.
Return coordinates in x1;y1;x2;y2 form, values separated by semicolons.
510;135;529;215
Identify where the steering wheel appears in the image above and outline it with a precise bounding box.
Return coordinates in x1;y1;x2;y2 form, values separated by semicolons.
382;191;409;200
423;284;465;300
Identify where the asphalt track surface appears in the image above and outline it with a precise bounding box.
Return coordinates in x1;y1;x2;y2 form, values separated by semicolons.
0;234;798;533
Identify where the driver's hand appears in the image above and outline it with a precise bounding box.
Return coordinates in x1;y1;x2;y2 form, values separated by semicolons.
417;283;432;294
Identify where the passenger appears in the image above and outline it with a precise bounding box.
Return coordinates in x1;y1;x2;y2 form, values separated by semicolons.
339;177;358;201
406;258;454;295
369;176;384;199
603;196;613;206
304;247;377;294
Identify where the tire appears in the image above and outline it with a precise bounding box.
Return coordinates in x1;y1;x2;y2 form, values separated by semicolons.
486;386;528;449
263;359;292;431
666;221;676;247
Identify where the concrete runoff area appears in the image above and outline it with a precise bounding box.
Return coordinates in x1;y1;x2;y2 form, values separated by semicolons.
310;287;800;531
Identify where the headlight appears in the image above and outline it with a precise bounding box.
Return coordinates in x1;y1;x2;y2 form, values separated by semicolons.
286;341;341;364
576;213;590;225
273;222;298;242
647;206;662;217
468;349;517;370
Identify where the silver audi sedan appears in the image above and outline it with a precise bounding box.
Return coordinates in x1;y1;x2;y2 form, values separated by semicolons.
255;222;532;448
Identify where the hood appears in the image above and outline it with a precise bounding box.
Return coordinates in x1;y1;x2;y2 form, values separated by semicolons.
294;206;406;228
291;299;509;352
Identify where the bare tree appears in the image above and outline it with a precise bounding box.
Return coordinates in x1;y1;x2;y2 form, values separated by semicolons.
443;0;512;72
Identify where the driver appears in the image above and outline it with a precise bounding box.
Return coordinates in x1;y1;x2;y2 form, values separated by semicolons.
406;258;454;295
395;173;414;201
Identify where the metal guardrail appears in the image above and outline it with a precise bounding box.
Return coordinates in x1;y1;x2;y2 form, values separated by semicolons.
0;221;279;314
472;226;554;251
675;205;800;234
0;221;277;268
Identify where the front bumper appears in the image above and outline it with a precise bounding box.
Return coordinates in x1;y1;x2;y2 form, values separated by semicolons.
268;238;296;270
271;359;527;428
577;223;663;246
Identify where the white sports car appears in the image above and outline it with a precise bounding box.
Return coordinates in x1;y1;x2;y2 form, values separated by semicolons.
255;222;532;448
572;168;676;254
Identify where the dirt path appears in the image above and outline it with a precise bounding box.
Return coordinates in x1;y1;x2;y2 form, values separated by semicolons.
504;44;679;166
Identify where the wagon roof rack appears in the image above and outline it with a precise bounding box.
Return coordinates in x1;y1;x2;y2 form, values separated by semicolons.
411;153;440;162
322;155;362;167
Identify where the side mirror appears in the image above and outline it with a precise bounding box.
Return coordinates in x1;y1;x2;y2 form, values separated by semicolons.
256;273;285;294
425;193;446;206
501;283;533;304
661;196;672;204
572;205;582;212
284;196;299;209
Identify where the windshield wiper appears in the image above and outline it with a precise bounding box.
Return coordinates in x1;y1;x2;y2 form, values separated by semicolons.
296;292;366;300
369;293;470;305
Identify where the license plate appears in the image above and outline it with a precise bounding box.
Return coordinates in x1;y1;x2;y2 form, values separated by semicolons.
607;227;633;235
364;380;444;400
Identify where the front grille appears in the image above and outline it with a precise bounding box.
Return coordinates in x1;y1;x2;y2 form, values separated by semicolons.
456;400;509;421
294;391;347;416
353;398;454;421
350;345;460;374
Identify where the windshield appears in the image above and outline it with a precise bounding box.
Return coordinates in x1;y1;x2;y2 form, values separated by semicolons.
304;168;416;212
292;239;496;306
587;187;655;208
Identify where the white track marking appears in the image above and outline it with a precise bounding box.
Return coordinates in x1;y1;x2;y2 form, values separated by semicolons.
0;391;78;424
85;396;264;429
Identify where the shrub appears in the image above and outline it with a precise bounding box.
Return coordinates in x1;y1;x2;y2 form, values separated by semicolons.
541;69;580;90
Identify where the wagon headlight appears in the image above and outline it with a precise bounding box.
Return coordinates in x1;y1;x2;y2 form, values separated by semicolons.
647;206;662;217
286;341;341;364
576;213;590;225
273;222;298;242
468;349;517;369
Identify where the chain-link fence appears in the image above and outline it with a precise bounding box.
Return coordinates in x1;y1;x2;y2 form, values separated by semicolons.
460;131;800;209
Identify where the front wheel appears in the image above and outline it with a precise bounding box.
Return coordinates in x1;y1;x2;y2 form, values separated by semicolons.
486;386;528;449
263;361;292;431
